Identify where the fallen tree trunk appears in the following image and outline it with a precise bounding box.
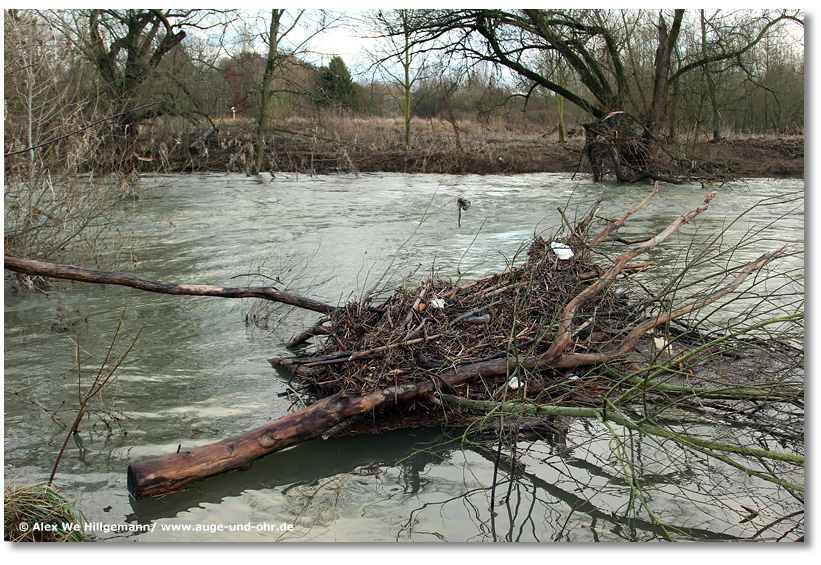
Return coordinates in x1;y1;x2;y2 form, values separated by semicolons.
127;355;527;498
3;255;337;314
128;345;650;498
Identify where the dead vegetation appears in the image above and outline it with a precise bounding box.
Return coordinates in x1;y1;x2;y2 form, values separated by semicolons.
123;114;802;180
267;186;803;453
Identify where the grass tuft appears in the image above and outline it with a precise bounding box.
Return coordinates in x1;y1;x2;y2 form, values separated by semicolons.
4;481;87;542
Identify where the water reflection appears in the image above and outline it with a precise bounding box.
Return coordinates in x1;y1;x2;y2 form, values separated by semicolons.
124;418;777;542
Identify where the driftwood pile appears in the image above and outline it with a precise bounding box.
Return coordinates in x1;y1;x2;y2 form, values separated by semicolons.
269;233;639;431
124;184;794;498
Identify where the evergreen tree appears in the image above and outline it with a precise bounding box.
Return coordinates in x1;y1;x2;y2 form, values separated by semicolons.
316;55;356;110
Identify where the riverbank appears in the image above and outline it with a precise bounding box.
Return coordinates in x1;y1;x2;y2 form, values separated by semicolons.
136;116;803;180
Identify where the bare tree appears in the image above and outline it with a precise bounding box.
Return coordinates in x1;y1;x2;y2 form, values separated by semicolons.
43;9;228;163
253;9;289;174
4;11;143;265
700;10;722;141
367;10;432;151
219;9;334;174
405;9;803;181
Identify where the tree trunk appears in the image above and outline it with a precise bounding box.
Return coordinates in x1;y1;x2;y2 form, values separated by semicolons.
701;10;722;141
556;94;566;143
127;355;522;498
253;10;283;174
402;15;413;152
648;10;684;137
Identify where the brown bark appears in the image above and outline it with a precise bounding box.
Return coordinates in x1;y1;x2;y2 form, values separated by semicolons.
4;255;337;314
127;356;519;498
285;323;330;348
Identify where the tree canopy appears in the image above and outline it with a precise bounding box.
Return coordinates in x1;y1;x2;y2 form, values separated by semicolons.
4;8;804;179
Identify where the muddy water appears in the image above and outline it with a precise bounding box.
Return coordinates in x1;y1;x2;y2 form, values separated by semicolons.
3;173;803;541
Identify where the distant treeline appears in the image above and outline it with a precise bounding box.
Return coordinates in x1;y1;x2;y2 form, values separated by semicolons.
4;9;804;176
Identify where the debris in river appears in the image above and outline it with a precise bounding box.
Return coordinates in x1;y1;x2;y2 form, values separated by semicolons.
550;241;575;260
121;184;803;499
457;197;471;227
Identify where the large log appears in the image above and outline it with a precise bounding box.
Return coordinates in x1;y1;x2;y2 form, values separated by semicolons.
132;344;659;499
4;255;337;314
127;356;526;498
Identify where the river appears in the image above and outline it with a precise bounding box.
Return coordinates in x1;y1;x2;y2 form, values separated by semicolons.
3;172;804;542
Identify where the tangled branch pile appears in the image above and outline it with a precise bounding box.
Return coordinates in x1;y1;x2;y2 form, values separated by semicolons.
275;238;621;408
270;185;798;434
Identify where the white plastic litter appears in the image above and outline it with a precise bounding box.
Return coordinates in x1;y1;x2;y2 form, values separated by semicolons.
551;241;574;260
429;298;446;309
653;336;674;356
508;377;521;389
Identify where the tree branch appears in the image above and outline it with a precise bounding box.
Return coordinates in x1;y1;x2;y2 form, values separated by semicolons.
4;255;337;314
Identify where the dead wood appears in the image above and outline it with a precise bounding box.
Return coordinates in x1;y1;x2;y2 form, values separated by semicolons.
127;354;535;498
4;254;337;313
588;182;659;246
543;189;716;363
125;187;791;498
286;322;331;348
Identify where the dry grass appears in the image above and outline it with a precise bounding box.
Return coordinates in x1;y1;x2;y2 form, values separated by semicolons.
133;112;802;179
135;112;585;175
4;481;87;542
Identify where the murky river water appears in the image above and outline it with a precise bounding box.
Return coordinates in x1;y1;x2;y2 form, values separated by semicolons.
4;172;803;541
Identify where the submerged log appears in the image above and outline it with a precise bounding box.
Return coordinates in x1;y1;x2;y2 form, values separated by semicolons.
134;341;665;499
4;255;337;314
